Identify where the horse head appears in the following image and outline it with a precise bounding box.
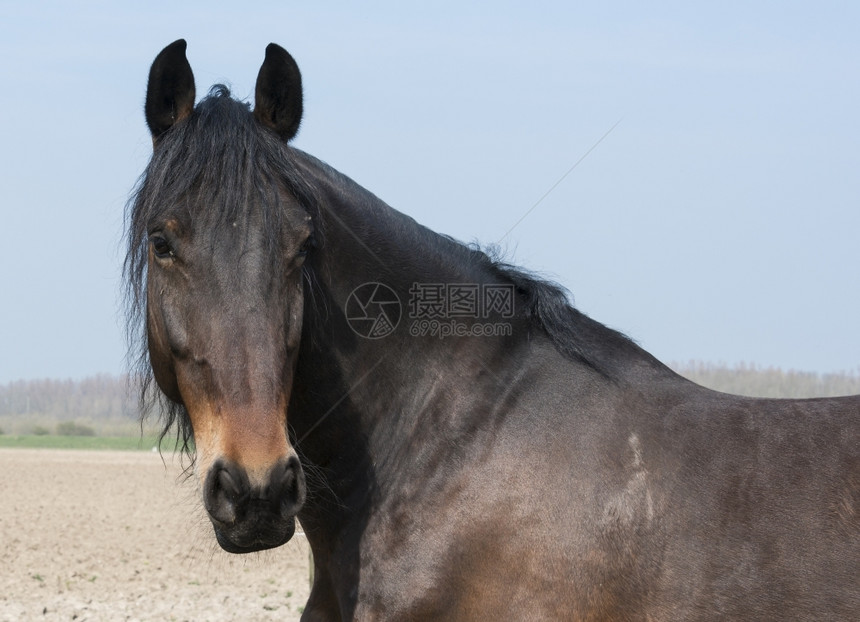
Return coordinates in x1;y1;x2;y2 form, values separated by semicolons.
135;40;312;553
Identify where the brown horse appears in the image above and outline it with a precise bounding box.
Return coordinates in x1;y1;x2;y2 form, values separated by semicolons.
126;40;859;620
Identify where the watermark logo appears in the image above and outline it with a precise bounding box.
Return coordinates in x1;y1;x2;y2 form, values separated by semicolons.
346;281;515;340
409;283;514;320
345;282;402;339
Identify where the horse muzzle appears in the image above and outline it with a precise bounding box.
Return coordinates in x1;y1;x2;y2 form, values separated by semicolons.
202;455;306;553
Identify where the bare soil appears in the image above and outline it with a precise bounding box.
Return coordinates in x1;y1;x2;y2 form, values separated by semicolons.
0;449;311;621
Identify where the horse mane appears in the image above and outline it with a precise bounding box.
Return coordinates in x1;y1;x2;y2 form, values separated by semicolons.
293;152;647;378
476;248;647;376
124;86;646;454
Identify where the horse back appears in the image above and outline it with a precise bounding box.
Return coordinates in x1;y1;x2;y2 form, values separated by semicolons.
530;371;860;620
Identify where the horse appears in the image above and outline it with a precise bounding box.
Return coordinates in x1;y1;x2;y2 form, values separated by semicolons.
126;39;859;620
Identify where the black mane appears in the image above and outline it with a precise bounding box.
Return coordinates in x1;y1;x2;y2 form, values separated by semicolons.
125;87;644;452
290;150;646;376
477;250;646;375
292;151;647;377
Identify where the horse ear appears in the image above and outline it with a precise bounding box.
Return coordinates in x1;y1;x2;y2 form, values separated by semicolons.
145;39;196;142
254;43;303;141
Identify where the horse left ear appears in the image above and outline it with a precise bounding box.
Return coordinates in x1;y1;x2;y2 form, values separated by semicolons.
254;43;303;141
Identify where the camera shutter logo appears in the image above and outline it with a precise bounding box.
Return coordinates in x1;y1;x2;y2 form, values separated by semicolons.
345;283;402;339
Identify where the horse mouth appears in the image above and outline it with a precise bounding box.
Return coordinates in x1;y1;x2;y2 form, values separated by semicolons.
212;516;297;554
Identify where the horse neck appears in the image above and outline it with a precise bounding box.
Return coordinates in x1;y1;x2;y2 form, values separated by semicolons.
294;149;504;324
288;152;530;489
286;152;682;557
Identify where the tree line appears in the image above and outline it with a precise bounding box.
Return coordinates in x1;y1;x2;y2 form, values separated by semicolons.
0;375;139;436
671;361;860;399
1;364;858;436
0;374;135;419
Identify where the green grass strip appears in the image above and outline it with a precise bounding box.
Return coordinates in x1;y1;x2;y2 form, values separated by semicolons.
0;435;168;451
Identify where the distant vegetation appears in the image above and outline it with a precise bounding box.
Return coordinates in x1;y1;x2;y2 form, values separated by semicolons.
0;374;133;419
671;361;860;398
0;374;148;437
56;421;96;436
0;366;858;441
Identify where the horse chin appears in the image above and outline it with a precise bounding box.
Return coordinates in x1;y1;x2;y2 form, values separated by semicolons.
212;517;296;554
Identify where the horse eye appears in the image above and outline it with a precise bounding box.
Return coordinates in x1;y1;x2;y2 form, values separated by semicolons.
151;235;173;259
297;235;316;257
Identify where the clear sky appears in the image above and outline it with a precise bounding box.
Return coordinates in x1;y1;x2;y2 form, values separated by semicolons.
0;1;858;382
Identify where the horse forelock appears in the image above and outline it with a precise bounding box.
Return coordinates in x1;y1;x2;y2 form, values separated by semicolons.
123;85;320;456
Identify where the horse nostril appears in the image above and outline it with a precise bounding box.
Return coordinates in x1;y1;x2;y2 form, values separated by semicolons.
203;457;305;530
204;460;249;526
217;467;239;497
268;456;306;517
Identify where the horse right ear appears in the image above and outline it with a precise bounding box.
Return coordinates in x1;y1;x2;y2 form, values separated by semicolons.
145;39;196;142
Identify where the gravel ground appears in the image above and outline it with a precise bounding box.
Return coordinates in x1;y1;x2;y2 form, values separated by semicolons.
0;449;311;621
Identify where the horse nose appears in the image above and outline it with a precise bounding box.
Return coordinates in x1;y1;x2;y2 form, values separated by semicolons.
203;456;305;526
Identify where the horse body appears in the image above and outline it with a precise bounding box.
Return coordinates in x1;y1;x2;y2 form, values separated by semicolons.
128;40;859;620
289;152;858;620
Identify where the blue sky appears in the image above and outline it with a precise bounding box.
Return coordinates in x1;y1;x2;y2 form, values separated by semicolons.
0;1;858;382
